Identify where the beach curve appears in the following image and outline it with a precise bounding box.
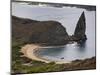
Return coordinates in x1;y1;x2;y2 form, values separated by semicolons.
20;44;71;64
21;44;50;63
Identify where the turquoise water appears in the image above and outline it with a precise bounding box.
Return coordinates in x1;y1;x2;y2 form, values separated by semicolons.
12;2;96;62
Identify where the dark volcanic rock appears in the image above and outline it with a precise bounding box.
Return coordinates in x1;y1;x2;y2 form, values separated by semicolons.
12;12;87;45
72;12;87;43
12;16;69;45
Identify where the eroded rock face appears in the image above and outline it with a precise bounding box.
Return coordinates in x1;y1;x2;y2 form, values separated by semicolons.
12;16;69;45
29;21;69;45
72;12;87;43
12;11;87;45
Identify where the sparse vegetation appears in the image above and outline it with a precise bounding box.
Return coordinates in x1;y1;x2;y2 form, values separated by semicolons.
11;41;96;74
11;1;96;74
12;11;96;75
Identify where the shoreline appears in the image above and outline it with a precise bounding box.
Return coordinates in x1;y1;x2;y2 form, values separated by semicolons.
20;44;71;64
21;44;50;63
20;44;95;64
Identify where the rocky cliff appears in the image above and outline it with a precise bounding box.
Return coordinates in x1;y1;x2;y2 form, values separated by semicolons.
12;12;87;45
70;12;87;43
12;16;69;45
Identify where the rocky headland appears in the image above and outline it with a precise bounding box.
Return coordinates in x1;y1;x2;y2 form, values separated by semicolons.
70;12;87;43
12;12;87;46
12;11;96;74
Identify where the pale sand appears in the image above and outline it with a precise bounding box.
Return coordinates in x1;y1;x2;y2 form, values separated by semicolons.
21;44;50;63
21;44;70;64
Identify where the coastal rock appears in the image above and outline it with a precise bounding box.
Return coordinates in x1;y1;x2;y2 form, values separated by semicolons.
30;21;69;45
12;16;69;45
72;12;87;43
12;11;87;45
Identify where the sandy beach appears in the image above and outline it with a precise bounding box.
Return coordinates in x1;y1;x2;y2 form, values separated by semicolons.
21;44;51;63
20;44;71;64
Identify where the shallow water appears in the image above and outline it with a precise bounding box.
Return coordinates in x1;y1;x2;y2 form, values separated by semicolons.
12;2;96;62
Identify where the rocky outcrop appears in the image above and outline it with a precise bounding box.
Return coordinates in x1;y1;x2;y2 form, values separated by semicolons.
71;12;87;43
12;12;87;45
29;21;69;45
12;16;69;45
